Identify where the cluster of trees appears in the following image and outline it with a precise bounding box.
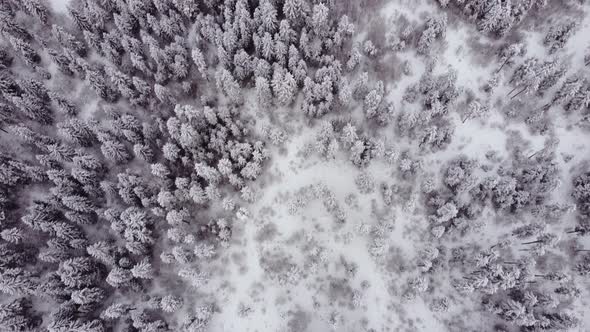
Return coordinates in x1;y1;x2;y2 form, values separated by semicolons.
412;130;590;330
412;227;581;330
2;0;450;329
0;0;289;330
313;120;389;167
452;241;580;330
423;155;481;238
400;68;459;151
288;182;346;223
423;137;564;239
488;20;589;132
507;57;567;101
544;20;577;54
437;0;549;37
571;171;590;235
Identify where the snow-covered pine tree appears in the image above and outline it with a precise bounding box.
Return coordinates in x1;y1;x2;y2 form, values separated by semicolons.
8;36;39;66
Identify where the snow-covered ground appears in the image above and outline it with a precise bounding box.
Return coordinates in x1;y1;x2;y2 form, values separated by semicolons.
48;0;69;12
205;128;446;331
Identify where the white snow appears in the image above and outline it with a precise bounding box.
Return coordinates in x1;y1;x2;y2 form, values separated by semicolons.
48;0;70;13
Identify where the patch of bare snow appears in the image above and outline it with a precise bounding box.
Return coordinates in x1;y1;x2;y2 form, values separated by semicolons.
48;0;70;13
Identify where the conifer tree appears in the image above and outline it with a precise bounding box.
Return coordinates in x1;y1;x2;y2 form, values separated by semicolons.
544;20;577;54
8;36;39;66
101;140;131;164
131;259;154;279
57;119;95;146
256;76;273;109
275;72;297;106
0;298;40;331
22;0;49;24
52;25;86;55
160;295;183;313
57;257;100;289
68;6;91;32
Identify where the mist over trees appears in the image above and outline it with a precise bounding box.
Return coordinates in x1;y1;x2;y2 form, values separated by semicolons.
0;0;589;331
